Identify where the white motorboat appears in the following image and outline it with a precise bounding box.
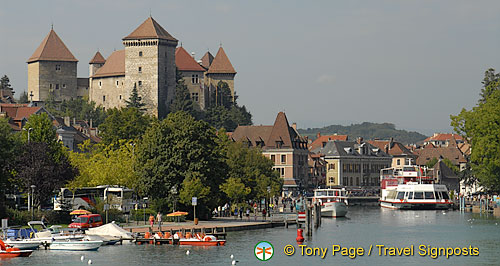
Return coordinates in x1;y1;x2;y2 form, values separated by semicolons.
49;239;103;251
27;221;84;243
312;188;348;217
4;239;43;250
380;165;453;210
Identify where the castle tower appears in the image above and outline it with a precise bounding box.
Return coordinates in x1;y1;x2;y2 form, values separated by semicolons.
175;46;207;109
205;46;236;100
122;17;178;118
27;29;78;102
89;51;106;77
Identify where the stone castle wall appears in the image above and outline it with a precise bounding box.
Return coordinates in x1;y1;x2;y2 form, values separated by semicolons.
90;75;126;110
28;61;77;101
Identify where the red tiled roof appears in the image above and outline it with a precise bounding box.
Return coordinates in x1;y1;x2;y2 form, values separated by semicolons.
89;51;106;64
424;133;463;142
309;135;349;150
27;29;78;63
414;146;467;166
0;105;42;121
92;50;125;78
175;47;205;72
367;140;415;157
207;47;236;74
201;51;214;69
283;179;299;187
123;17;177;41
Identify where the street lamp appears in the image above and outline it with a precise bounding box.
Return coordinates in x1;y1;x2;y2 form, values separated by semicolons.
143;197;148;225
30;185;36;220
23;127;33;143
170;186;177;212
267;186;271;217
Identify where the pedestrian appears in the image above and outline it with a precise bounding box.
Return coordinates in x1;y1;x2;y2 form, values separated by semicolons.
234;207;238;219
246;208;250;220
149;214;155;228
239;207;243;219
262;208;267;220
156;212;162;231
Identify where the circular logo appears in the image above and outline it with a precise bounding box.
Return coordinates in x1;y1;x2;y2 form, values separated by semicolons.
254;241;274;261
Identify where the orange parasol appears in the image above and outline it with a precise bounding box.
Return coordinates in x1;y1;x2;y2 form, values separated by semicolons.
166;211;188;217
69;209;91;215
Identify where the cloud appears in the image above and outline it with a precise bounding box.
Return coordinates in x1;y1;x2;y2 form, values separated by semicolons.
316;74;335;85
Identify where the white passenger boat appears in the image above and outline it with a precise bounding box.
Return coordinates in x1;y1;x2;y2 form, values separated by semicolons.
380;165;453;210
49;240;103;251
312;188;348;217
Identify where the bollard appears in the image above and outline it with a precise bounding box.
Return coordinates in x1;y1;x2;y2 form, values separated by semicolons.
296;228;304;244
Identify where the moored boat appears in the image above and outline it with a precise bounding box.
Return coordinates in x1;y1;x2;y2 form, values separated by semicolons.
49;240;103;251
0;240;33;258
178;235;226;246
380;165;453;210
312;188;348;217
3;239;42;250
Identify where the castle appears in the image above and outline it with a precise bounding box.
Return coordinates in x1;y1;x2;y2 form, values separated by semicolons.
27;17;236;118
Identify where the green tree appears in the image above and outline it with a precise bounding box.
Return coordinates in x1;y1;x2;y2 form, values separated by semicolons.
170;75;198;116
98;107;154;144
0;117;21;217
125;87;146;111
19;91;29;103
11;142;77;208
220;177;251;204
136;111;228;218
68;140;138;189
22;112;64;162
480;68;500;103
451;70;500;192
0;75;14;94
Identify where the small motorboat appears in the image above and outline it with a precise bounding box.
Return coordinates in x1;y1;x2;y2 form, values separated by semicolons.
177;233;226;246
49;239;103;251
0;240;33;258
3;239;42;250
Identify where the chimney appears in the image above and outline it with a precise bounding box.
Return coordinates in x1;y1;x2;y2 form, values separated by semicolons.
292;123;297;131
389;137;394;150
316;132;321;138
64;116;70;127
191;52;195;59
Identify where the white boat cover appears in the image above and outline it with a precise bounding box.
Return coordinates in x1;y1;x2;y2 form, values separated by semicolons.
86;223;133;239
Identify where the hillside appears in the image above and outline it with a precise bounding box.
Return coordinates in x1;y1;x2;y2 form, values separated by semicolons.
298;122;427;145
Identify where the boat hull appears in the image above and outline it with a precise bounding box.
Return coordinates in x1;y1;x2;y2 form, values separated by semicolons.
380;200;452;210
0;250;33;258
321;202;348;217
4;240;42;250
49;240;102;251
179;240;226;246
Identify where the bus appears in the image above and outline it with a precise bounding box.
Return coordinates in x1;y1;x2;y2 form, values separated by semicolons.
54;186;135;213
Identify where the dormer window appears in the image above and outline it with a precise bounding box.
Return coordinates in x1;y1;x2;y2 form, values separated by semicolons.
275;140;283;148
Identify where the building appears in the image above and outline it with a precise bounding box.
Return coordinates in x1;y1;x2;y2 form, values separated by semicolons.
0;103;49;131
230;112;309;196
367;138;417;168
430;159;460;193
413;144;467;171
308;133;348;151
27;17;237;118
308;153;326;189
423;133;464;147
312;138;392;188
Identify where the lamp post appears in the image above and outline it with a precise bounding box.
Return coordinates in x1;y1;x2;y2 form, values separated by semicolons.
170;186;177;212
23;127;33;143
30;185;36;220
143;197;148;225
267;186;271;217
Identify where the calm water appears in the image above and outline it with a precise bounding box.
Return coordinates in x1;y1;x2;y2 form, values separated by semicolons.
3;207;500;266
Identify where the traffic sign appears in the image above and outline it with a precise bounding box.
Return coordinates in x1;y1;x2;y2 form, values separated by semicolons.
192;197;197;206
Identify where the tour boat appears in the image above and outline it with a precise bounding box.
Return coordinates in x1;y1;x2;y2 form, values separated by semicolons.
312;188;348;217
49;239;103;251
380;165;453;210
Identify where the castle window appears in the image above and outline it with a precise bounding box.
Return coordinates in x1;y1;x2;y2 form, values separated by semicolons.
138;67;142;73
165;67;167;73
55;84;59;90
138;81;142;86
103;95;106;102
119;95;122;100
116;81;119;86
191;74;199;84
62;84;66;88
99;81;102;87
49;84;52;90
191;92;199;102
139;51;143;57
55;65;61;71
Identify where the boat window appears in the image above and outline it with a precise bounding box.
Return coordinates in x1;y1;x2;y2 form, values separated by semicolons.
442;192;450;200
414;192;424;199
328;191;334;196
396;192;405;200
424;192;435;199
403;167;416;171
436;191;442;199
408;192;413;199
387;190;397;199
317;191;327;196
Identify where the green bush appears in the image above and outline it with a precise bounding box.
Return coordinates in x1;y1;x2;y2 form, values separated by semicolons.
5;208;31;226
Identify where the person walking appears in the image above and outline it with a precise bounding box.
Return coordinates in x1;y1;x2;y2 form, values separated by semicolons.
239;207;243;219
262;208;267;221
149;214;155;228
246;208;250;220
156;212;162;231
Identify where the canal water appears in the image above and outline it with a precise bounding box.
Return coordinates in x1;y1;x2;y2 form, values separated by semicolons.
3;206;500;266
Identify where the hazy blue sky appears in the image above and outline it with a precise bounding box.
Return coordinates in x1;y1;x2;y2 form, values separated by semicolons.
2;0;500;135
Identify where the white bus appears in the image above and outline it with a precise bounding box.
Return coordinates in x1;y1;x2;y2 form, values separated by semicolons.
54;186;135;213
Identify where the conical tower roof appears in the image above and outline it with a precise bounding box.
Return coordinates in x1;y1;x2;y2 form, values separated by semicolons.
89;51;106;64
27;29;78;63
175;47;205;72
267;112;297;148
123;17;177;41
200;51;214;69
207;47;236;74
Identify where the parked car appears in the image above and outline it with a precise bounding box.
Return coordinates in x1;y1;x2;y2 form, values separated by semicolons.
68;214;103;229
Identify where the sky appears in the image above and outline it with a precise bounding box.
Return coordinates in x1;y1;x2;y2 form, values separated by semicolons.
2;0;500;136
